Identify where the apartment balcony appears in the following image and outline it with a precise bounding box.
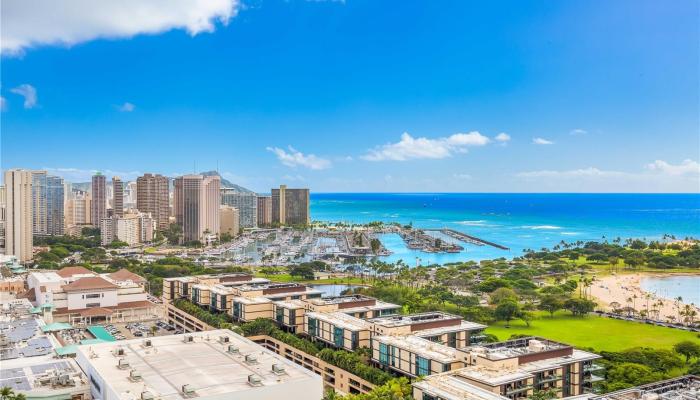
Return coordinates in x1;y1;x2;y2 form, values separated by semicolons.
583;364;605;373
537;375;561;384
583;375;605;383
505;385;532;396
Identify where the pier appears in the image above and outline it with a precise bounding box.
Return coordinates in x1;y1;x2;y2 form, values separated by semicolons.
427;228;510;250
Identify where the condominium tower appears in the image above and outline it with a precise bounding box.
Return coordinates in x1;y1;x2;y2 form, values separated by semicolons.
257;195;272;226
4;169;33;261
136;173;170;230
64;191;91;235
91;173;106;226
174;175;221;242
271;185;310;226
112;176;124;217
220;205;240;237
220;190;257;228
0;185;5;250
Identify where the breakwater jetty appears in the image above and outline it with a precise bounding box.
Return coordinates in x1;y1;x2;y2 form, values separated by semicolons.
426;228;510;250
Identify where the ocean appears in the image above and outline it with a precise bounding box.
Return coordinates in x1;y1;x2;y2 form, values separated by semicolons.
310;193;700;264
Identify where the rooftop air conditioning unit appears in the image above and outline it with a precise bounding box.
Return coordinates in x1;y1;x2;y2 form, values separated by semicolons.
181;384;196;397
183;335;194;343
141;391;154;400
113;347;125;357
219;335;230;344
144;339;152;347
129;370;142;382
118;359;130;369
247;375;263;387
271;364;286;375
245;354;258;365
227;345;239;354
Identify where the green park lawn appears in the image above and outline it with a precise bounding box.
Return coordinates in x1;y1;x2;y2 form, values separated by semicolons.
486;311;699;352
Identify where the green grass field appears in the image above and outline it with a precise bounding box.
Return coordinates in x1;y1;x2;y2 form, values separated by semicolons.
486;311;699;352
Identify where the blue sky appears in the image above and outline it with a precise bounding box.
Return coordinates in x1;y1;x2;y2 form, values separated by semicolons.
1;0;698;192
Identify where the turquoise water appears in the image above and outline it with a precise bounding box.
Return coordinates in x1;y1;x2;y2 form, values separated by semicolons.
88;325;116;342
311;193;700;264
640;275;700;306
309;284;362;296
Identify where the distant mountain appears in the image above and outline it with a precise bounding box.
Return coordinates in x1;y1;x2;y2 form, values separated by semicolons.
200;171;254;193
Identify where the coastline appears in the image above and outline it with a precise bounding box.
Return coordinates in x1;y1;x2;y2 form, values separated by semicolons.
590;272;700;322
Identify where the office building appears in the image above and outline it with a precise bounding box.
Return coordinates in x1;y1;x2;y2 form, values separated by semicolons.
220;205;240;237
257;195;272;226
412;337;604;400
5;169;33;262
101;211;155;246
174;174;220;242
91;173;106;226
33;172;66;236
75;329;323;400
136;173;170;230
26;266;158;324
112;176;124;217
221;189;257;228
271;185;310;226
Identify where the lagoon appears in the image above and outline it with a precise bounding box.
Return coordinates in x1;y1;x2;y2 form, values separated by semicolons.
640;275;700;306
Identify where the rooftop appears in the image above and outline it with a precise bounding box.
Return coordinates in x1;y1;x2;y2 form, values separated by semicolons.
414;372;511;400
304;294;375;306
373;334;463;364
75;329;321;400
0;317;54;360
591;376;700;400
107;269;147;283
0;358;89;397
369;311;466;328
56;266;95;278
443;365;533;386
62;276;119;292
307;311;371;331
465;337;572;361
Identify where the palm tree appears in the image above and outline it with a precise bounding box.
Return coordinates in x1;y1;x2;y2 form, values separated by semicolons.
675;296;683;322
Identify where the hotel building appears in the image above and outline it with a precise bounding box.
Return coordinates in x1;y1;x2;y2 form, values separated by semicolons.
174;174;221;242
271;185;310;226
221;189;258;228
220;205;240;237
91;173;106;226
4;169;33;261
100;211;156;246
136;173;170;230
112;176;124;217
257;195;272;226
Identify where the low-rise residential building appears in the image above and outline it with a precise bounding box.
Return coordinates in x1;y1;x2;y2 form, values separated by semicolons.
162;273;269;303
369;311;487;347
373;333;467;377
304;311;372;351
75;329;323;400
304;294;400;319
413;337;604;400
26;267;158;325
591;375;699;400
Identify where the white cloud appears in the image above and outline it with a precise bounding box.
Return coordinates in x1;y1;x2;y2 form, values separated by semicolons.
362;131;491;161
117;102;135;112
0;96;6;111
646;159;700;176
452;173;473;180
10;84;37;108
42;167;144;182
495;132;511;142
1;0;240;55
570;129;587;135
516;167;629;179
282;174;306;182
266;146;331;170
532;137;554;145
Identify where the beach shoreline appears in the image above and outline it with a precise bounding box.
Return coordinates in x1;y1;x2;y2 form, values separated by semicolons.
590;272;700;323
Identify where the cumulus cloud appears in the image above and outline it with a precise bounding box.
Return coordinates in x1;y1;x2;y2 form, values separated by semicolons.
570;129;588;135
495;133;511;142
266;146;332;170
117;102;135;112
10;84;37;108
646;159;700;176
362;131;491;161
1;0;240;55
532;137;554;145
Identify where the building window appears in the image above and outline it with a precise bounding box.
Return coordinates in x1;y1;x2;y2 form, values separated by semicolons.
86;303;100;308
416;356;430;376
85;293;100;299
379;343;389;365
276;307;285;324
447;332;457;348
333;327;344;348
308;318;318;336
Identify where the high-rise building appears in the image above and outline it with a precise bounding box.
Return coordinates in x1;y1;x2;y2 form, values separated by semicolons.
65;191;91;234
0;185;6;251
220;190;257;228
91;173;106;226
5;169;33;262
124;181;137;209
271;185;310;226
101;211;155;246
136;173;170;230
257;195;272;226
112;176;124;217
31;171;64;236
173;175;220;242
220;205;240;237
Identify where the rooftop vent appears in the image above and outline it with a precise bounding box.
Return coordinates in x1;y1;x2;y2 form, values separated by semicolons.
113;347;125;357
219;335;230;344
143;339;152;348
117;359;130;369
181;384;196;397
183;335;194;343
129;370;142;382
247;375;263;387
245;354;258;365
141;391;154;400
272;364;286;375
227;345;239;354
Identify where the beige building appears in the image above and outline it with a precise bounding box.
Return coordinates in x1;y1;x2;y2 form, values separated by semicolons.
174;174;221;242
100;211;155;246
112;176;124;217
0;184;5;250
65;190;92;231
271;185;310;226
136;173;170;230
257;195;272;226
91;173;106;226
4;169;33;262
220;205;240;237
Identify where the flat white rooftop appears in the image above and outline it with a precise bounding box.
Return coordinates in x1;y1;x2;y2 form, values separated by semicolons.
373;334;462;364
75;329;322;400
447;366;533;386
307;311;371;331
414;373;511;400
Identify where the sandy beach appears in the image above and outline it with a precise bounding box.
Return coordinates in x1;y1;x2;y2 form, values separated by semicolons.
590;273;700;322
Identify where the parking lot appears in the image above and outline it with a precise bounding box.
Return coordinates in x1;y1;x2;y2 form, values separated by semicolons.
102;320;180;340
